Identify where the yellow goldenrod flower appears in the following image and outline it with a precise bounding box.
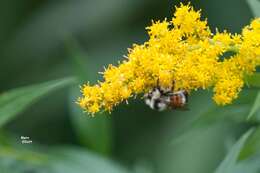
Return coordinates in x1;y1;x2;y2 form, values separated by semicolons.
78;3;260;114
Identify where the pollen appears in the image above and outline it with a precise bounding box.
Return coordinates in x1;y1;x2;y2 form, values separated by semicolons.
78;4;260;114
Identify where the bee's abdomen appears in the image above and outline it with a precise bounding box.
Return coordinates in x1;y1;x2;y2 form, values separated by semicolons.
170;94;186;108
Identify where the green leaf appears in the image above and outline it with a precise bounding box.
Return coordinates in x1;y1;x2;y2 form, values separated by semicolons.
245;73;260;88
0;128;120;172
0;145;49;165
171;90;256;145
171;104;250;145
0;144;131;173
65;39;89;82
48;147;131;173
247;0;260;17
67;41;113;155
191;104;249;127
225;154;260;173
239;127;260;160
69;88;113;155
0;77;75;127
214;129;254;173
247;91;260;121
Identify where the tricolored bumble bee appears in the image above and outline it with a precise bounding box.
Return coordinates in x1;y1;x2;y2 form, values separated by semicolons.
144;86;188;111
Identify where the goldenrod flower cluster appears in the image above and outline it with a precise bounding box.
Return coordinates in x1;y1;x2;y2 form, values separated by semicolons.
78;4;260;114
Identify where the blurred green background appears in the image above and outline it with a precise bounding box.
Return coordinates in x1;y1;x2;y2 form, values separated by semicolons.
0;0;260;173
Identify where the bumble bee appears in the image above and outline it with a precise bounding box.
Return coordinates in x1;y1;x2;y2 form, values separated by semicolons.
144;86;188;111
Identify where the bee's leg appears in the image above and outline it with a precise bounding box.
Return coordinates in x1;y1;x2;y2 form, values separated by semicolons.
171;81;175;91
183;91;188;102
162;81;175;97
165;91;174;96
155;79;160;89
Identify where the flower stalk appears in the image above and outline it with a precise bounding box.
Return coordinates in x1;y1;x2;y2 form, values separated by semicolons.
77;3;260;114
